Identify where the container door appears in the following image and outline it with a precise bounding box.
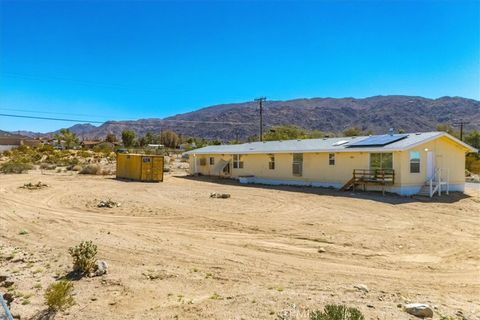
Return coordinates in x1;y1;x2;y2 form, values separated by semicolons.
152;157;164;181
141;157;153;181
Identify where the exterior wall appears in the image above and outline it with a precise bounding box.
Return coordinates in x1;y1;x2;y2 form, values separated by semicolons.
0;145;17;152
116;154;164;182
188;136;468;195
192;151;401;186
399;136;467;187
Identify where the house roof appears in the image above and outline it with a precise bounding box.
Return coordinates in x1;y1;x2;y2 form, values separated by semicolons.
81;140;103;145
185;132;478;155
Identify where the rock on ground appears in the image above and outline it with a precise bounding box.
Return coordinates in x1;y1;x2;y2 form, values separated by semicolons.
404;303;434;318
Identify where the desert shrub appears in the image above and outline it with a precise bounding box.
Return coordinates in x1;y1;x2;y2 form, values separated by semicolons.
310;305;364;320
68;240;97;274
40;163;57;170
66;164;82;171
2;150;12;157
79;164;100;175
0;161;34;174
44;280;74;311
38;144;54;153
93;142;114;154
77;150;92;158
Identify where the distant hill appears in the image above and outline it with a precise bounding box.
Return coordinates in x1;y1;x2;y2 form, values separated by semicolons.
11;95;480;141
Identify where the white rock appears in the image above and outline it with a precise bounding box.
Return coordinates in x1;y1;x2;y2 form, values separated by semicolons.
354;284;369;293
94;260;108;276
404;303;433;318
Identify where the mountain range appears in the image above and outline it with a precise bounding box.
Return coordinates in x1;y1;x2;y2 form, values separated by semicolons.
8;95;480;141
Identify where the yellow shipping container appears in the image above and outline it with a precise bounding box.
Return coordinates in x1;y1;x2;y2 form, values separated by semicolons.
116;154;164;182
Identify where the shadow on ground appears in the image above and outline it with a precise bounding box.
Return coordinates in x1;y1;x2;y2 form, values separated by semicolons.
175;175;471;205
30;309;56;320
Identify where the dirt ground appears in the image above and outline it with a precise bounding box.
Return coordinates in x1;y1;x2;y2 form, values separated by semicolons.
0;170;479;320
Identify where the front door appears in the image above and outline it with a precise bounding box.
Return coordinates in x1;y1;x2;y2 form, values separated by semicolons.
426;151;435;180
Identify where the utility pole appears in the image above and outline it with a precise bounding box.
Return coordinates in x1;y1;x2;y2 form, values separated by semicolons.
453;120;469;141
254;97;267;141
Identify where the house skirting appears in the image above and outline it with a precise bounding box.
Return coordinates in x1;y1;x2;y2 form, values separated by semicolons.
238;176;342;189
238;176;466;196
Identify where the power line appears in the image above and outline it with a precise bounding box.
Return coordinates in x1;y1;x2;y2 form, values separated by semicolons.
0;107;109;119
0;112;255;126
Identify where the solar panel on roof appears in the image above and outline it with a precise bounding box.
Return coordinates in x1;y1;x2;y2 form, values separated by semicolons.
347;134;408;147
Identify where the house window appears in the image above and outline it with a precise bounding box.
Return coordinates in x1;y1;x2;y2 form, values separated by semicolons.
199;158;207;166
209;157;215;165
233;154;244;169
292;153;303;176
268;154;275;170
329;153;335;165
410;151;420;173
370;153;393;170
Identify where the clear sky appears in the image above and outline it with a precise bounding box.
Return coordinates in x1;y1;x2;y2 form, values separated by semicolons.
1;0;479;132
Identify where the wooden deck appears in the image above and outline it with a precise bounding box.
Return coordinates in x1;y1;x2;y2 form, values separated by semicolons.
341;169;395;195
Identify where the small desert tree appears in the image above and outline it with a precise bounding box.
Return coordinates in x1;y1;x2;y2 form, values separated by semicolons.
105;133;117;143
121;129;136;148
44;280;74;312
68;240;98;274
54;129;79;149
160;130;180;148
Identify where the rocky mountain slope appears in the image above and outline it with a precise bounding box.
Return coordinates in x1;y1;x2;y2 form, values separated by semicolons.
15;95;480;140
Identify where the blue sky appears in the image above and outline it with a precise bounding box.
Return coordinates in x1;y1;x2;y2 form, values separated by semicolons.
1;0;479;132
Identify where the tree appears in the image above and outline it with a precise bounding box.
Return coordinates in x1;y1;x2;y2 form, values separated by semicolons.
160;130;179;148
105;133;117;143
436;124;459;138
343;127;363;137
263;125;309;141
54;129;79;149
121;130;136;148
464;130;480;149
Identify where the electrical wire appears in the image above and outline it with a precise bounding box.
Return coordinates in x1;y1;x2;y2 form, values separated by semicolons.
0;112;255;126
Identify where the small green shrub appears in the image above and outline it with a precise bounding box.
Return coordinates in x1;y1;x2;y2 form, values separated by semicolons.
79;164;100;175
310;305;364;320
0;162;34;174
44;280;74;311
68;240;97;274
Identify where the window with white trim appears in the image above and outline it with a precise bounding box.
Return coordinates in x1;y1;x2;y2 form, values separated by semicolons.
369;153;393;170
233;154;244;169
209;157;215;165
292;153;303;176
199;158;207;166
410;151;420;173
329;153;335;166
268;154;275;170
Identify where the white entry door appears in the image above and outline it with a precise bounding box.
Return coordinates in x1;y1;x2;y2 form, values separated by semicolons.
426;151;435;180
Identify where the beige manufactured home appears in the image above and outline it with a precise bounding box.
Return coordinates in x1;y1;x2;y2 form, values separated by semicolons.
185;132;477;196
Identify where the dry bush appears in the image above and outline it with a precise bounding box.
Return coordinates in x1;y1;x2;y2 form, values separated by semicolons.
79;164;100;175
68;240;97;274
0;161;34;174
309;305;364;320
44;280;74;311
40;163;57;170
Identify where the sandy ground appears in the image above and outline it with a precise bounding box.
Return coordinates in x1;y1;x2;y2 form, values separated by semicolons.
0;170;479;320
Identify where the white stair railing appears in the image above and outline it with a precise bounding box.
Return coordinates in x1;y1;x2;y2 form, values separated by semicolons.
427;168;449;197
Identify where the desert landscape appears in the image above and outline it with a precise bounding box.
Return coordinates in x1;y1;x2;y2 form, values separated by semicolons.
1;168;479;319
